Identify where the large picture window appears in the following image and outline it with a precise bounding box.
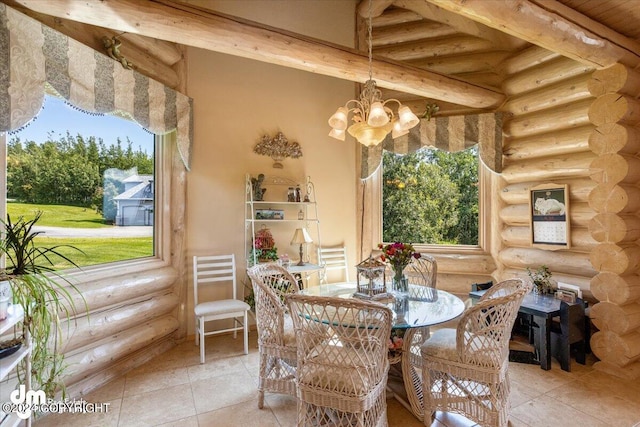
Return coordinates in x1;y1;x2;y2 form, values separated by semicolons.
7;95;155;268
382;146;479;246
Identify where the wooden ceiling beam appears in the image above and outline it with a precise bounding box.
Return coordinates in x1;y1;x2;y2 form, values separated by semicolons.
426;0;640;68
11;0;505;109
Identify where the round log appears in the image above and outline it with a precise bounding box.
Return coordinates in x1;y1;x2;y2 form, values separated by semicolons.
373;35;495;62
589;153;640;185
591;272;640;305
503;99;592;139
589;213;640;244
588;93;640;126
588;63;640;97
502;74;593;115
503;125;593;162
499;178;595;205
501;45;561;75
591;330;640;366
502;56;593;96
62;315;180;385
588;183;640;214
590;301;640;335
62;265;178;314
410;51;511;75
589;123;640;156
499;247;596;277
502;151;595;184
501;225;595;252
61;293;179;353
433;253;496;275
590;243;640;275
499;201;594;228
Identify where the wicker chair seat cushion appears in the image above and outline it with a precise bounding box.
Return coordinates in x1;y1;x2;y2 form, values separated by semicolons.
422;328;503;368
195;299;250;316
282;315;296;346
298;345;384;397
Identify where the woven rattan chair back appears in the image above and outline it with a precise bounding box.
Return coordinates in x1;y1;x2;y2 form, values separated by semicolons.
287;294;392;427
422;278;531;427
247;263;301;408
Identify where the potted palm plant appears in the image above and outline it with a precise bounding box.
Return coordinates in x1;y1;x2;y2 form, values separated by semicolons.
0;211;85;398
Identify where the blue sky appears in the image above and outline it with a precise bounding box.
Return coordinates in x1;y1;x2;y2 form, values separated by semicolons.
9;95;154;154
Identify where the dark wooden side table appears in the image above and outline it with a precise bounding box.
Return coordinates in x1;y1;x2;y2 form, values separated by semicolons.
470;289;561;370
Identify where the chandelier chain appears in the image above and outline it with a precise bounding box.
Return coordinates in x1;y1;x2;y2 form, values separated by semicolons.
367;0;373;82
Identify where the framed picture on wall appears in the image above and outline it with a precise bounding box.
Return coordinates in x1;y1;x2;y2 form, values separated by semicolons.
529;183;570;250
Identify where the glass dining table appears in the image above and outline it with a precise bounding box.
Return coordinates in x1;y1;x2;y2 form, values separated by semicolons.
302;282;465;420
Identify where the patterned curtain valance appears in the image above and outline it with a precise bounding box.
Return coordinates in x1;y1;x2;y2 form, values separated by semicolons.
360;112;504;179
0;4;193;170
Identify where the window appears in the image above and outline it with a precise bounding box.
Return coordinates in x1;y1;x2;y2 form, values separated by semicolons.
6;95;156;268
382;146;479;246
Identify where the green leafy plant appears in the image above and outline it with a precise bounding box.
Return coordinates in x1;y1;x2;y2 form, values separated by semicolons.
0;211;85;399
526;265;553;295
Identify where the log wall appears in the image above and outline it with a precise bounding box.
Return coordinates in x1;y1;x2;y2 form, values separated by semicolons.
496;56;640;379
495;46;597;295
585;63;640;378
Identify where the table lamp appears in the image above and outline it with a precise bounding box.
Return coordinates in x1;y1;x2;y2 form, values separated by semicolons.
291;228;313;266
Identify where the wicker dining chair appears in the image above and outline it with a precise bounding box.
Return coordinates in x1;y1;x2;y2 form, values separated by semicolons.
398;254;438;419
247;263;301;409
287;294;393;427
421;278;531;427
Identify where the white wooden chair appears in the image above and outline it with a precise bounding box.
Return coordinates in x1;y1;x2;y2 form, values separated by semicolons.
287;294;392;427
247;263;300;408
318;246;350;284
421;278;531;427
193;254;249;364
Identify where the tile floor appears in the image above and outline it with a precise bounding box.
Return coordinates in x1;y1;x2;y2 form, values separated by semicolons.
34;332;640;427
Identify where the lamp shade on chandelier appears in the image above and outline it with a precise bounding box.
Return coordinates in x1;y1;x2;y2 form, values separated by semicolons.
327;0;420;147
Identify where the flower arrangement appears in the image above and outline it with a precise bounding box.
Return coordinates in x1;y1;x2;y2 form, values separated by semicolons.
388;329;405;360
378;242;421;280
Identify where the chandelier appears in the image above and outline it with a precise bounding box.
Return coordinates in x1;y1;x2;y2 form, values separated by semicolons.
327;0;420;147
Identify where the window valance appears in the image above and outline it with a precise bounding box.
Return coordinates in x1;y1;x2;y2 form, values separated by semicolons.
360;112;504;179
0;4;193;170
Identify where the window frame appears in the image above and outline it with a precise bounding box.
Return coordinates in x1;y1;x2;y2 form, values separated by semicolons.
0;130;174;275
376;151;491;256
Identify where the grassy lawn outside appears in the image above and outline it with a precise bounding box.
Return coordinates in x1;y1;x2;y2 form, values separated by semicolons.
5;203;154;268
7;202;111;228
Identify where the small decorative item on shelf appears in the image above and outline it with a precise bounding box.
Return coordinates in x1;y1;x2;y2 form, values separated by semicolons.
355;255;386;298
0;280;10;320
378;242;421;295
253;226;278;263
527;265;554;295
278;254;291;269
251;173;267;201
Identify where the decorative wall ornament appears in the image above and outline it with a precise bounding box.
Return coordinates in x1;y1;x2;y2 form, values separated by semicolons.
253;132;302;168
102;35;135;70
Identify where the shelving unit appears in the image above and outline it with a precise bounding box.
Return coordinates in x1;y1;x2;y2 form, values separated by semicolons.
0;304;31;427
245;174;323;285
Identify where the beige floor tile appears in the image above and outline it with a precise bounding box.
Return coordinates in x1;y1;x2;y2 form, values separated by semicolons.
34;398;121;427
123;366;190;397
263;393;297;426
186;354;250;383
387;398;422;427
509;379;538;407
118;383;195;427
508;360;575;396
510;394;610;427
190;370;256;414
545;375;640;426
83;376;126;402
156;415;199;427
198;400;281;427
508;414;532;426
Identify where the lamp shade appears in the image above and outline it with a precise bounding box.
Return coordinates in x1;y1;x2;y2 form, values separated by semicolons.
392;120;409;138
397;105;420;131
291;228;313;245
328;107;349;130
367;101;390;127
328;127;346;141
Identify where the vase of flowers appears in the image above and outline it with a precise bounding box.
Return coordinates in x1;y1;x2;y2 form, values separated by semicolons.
527;265;554;295
378;242;421;295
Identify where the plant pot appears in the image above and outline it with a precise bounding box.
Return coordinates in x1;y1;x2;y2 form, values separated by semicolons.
0;336;23;359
